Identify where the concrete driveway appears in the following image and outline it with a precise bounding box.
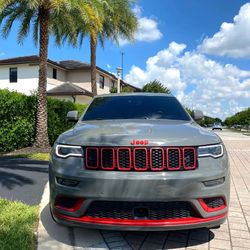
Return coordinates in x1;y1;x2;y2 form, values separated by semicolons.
38;129;250;249
0;157;48;205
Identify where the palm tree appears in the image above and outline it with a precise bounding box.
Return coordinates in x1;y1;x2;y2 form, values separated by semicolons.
0;0;101;148
90;0;138;96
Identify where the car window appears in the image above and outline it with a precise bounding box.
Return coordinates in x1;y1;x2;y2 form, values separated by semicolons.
82;95;191;121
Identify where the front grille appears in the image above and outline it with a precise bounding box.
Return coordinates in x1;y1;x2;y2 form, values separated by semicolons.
85;201;198;220
84;146;197;171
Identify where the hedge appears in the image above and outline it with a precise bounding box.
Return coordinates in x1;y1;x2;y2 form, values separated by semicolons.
0;89;87;153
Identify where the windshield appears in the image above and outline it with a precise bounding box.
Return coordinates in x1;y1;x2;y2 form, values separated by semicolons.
82;95;191;121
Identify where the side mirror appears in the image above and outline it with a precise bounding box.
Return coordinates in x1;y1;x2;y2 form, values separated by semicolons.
192;109;204;121
67;110;78;122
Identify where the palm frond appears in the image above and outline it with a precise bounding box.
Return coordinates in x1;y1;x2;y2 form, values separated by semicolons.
17;8;36;43
1;4;28;39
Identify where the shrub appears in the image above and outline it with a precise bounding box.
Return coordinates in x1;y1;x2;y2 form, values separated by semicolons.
0;89;87;153
142;80;171;93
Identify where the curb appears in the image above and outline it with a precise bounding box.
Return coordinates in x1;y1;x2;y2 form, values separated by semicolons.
37;182;74;250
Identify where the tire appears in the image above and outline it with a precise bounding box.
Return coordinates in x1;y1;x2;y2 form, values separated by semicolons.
49;206;57;223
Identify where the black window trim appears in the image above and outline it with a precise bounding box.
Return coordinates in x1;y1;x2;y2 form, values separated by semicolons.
53;68;57;80
99;75;105;89
9;67;18;83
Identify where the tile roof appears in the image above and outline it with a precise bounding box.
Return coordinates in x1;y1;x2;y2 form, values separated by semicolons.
0;55;39;65
47;82;93;97
59;60;90;70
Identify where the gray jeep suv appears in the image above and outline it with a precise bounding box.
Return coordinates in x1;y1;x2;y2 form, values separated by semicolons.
49;93;230;231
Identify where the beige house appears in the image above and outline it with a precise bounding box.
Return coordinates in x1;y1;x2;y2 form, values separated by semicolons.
0;55;140;103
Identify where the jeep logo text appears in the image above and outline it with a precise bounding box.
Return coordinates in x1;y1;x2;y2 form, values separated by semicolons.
130;140;149;145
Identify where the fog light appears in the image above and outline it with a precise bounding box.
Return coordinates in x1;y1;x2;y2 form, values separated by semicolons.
54;196;84;212
198;197;226;212
56;177;79;187
203;177;225;187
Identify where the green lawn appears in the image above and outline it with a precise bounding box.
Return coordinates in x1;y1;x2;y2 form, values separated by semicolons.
14;153;50;161
0;199;38;250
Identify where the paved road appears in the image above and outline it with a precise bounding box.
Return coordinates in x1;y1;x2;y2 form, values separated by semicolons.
0;157;48;205
38;130;250;249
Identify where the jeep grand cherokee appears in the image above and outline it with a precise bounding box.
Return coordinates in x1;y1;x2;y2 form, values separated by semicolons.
49;93;230;231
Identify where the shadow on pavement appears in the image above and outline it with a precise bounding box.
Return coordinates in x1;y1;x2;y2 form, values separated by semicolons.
0;156;48;204
40;204;105;248
0;164;48;173
0;169;34;189
40;203;215;249
40;204;74;246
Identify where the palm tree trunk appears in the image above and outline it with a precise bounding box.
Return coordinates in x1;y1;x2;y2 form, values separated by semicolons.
34;6;50;148
90;34;97;96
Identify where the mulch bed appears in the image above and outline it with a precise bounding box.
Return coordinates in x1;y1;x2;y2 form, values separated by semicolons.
3;147;52;156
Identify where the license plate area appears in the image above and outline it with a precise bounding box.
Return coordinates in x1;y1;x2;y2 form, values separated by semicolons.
133;206;149;219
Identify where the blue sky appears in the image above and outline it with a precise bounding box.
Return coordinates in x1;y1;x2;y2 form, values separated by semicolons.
1;0;250;119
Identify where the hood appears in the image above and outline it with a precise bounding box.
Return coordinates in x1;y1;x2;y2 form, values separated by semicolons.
57;120;221;147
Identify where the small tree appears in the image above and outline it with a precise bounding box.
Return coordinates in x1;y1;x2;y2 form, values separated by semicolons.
110;86;133;93
142;80;171;94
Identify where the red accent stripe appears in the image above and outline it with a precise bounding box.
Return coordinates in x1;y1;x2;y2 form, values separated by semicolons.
198;197;227;212
53;211;227;226
55;198;84;212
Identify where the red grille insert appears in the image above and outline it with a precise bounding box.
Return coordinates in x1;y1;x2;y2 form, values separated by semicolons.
166;148;181;170
84;146;197;171
101;148;115;170
85;147;99;169
150;148;165;171
134;148;148;171
117;148;132;171
183;147;197;170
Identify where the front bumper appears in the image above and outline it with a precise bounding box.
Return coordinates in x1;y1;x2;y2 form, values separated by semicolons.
49;154;230;231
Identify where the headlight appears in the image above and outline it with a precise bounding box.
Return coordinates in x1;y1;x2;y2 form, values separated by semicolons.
55;144;83;158
198;144;223;158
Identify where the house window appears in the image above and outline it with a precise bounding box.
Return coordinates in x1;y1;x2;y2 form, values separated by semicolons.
99;75;105;89
9;67;17;83
53;68;57;79
111;80;116;88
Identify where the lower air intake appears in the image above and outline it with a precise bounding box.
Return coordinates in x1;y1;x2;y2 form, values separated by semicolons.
85;201;198;220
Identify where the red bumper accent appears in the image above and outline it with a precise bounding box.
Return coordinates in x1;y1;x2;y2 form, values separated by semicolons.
198;197;227;212
53;211;227;227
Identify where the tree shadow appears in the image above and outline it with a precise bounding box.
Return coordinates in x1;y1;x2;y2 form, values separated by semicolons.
0;156;48;173
0;170;34;189
0;157;48;190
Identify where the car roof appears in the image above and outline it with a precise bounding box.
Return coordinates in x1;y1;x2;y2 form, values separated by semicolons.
94;93;173;98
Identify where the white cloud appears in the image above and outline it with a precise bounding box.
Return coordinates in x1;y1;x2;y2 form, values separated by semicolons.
125;42;250;119
199;3;250;58
0;52;5;57
119;5;162;46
